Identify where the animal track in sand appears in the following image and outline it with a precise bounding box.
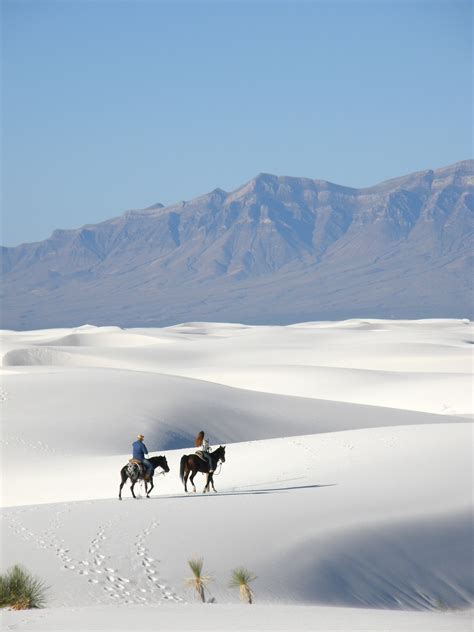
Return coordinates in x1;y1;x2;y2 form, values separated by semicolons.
1;432;66;456
3;511;132;604
132;520;185;604
81;521;165;603
4;509;183;605
2;505;109;597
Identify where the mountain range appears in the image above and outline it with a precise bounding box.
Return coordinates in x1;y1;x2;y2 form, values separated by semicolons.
1;160;473;329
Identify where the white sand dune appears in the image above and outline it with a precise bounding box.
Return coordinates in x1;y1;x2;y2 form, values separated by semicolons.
0;366;466;461
0;319;472;631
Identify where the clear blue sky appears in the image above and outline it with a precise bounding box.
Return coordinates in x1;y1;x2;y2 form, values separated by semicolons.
1;0;472;246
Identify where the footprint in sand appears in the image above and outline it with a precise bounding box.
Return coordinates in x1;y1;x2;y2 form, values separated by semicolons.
132;522;185;604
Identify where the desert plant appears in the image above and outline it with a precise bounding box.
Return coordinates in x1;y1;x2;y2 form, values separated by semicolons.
186;557;212;603
0;565;48;609
229;567;256;604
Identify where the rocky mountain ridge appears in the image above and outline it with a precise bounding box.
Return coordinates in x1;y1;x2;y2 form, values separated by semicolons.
1;160;472;329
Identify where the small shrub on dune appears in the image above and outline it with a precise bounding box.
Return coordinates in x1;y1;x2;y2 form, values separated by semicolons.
186;557;212;603
0;565;48;610
229;567;256;604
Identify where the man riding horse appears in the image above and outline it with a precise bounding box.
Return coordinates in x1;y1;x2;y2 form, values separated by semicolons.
119;433;170;500
131;433;154;480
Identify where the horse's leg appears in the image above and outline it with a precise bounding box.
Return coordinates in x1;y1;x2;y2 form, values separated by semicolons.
202;468;211;493
130;479;137;499
210;472;217;493
119;470;127;500
189;467;198;493
147;477;154;498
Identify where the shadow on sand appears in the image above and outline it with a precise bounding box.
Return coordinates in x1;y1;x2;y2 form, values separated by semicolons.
141;482;336;501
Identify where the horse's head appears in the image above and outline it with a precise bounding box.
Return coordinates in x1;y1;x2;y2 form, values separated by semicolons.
157;455;170;473
216;445;226;463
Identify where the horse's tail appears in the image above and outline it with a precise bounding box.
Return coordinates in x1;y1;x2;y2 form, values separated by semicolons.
180;455;187;483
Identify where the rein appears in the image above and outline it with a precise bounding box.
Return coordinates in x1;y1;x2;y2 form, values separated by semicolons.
132;464;167;482
212;460;223;476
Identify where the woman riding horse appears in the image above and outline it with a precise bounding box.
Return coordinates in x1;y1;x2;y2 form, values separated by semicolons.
180;444;226;493
195;430;214;472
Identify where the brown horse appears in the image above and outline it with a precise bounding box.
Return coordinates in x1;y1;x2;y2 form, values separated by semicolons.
180;445;226;493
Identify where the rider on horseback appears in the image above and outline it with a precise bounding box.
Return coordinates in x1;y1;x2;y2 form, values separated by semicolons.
132;434;154;480
195;430;214;473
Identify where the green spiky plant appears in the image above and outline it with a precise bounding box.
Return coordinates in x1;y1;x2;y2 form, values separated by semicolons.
186;557;212;603
0;565;48;610
229;567;257;604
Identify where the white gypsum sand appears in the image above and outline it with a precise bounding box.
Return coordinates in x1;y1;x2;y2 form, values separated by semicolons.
0;319;472;631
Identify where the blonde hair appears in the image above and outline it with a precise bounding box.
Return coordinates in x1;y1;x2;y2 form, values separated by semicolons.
195;431;205;447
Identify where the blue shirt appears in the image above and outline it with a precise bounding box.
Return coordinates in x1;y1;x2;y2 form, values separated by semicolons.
132;440;148;461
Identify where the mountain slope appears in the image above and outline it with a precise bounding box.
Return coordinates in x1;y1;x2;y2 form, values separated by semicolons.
1;160;473;328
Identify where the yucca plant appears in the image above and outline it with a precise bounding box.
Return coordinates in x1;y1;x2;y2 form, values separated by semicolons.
186;557;212;603
229;567;256;604
0;565;48;609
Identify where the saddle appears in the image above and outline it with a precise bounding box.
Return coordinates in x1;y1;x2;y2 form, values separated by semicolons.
127;459;148;480
196;451;214;468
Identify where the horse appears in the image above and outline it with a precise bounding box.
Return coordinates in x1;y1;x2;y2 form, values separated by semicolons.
180;445;226;493
119;455;170;500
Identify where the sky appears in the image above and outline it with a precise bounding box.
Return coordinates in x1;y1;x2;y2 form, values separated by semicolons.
1;0;472;246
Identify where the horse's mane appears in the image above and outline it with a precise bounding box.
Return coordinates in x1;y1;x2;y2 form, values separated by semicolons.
149;455;165;464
